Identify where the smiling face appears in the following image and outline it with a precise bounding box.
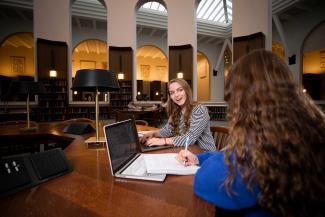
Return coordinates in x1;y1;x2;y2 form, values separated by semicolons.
169;81;187;109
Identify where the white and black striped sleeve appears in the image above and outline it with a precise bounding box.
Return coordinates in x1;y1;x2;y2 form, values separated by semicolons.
158;119;175;137
172;105;216;151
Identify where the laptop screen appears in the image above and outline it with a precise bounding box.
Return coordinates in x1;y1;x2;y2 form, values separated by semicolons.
104;120;138;173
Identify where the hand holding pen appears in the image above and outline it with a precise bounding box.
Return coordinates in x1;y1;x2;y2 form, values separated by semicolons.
176;136;199;166
183;136;190;164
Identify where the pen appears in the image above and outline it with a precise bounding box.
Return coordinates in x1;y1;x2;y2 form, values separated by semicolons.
183;136;189;165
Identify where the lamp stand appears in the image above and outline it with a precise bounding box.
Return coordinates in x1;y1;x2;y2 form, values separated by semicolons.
20;93;37;132
85;89;105;147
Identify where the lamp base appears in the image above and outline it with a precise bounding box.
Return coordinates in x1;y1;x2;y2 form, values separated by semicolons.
84;137;105;149
20;126;38;132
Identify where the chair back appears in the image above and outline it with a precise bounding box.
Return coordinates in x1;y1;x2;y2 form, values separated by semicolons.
116;111;134;122
0;120;37;126
116;111;148;126
135;120;148;126
210;125;229;151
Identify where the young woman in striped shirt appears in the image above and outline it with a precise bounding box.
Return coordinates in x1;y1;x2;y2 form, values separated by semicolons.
139;78;215;151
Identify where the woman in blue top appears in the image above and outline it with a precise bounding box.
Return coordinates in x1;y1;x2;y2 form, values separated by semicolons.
140;78;215;151
177;50;325;217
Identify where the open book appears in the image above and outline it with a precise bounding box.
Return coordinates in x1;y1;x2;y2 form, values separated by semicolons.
143;153;199;175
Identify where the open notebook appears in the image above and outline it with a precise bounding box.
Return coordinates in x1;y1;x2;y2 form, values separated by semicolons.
143;153;199;175
103;120;166;182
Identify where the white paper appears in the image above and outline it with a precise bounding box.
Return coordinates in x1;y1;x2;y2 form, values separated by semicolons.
138;131;152;137
143;153;199;175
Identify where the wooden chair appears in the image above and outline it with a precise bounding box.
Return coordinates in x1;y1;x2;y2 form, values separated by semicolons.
116;111;148;126
62;118;94;124
0;120;37;126
210;125;229;151
135;120;148;126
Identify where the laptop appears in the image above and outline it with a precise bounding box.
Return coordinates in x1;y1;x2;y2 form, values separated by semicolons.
137;131;174;152
115;112;173;152
103;120;166;182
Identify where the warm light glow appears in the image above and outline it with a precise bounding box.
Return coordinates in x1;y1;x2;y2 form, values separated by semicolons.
155;92;159;96
73;91;78;95
303;89;307;93
118;73;124;80
137;91;141;95
177;72;183;78
49;70;57;77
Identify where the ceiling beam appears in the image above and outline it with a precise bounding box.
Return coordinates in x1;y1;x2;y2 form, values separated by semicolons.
222;0;229;23
273;14;290;56
214;38;231;71
95;40;99;55
85;41;90;54
13;35;32;49
4;39;18;48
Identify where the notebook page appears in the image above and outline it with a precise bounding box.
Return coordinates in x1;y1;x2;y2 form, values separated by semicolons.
143;153;199;175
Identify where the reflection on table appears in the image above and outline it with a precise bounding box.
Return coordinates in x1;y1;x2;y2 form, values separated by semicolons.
0;121;215;217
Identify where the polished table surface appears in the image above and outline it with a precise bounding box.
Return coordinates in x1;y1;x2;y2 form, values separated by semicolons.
0;121;214;217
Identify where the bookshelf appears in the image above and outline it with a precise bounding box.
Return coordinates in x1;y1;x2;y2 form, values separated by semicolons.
67;105;111;120
205;104;227;121
110;80;132;111
37;78;68;121
36;38;68;122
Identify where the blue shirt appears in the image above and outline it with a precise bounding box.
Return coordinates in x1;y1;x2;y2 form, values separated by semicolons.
194;152;273;217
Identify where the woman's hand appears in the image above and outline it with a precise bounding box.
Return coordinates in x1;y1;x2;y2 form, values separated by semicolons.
146;137;166;146
176;150;199;166
139;131;156;143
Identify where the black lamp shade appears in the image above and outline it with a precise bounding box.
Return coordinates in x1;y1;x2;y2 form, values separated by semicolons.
8;81;45;96
72;69;120;92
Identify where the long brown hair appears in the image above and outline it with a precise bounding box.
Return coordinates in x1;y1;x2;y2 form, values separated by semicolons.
166;78;196;134
224;49;325;217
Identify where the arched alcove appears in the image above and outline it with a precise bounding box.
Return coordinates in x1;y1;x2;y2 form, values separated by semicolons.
0;32;34;78
70;0;108;102
196;0;232;102
135;0;168;101
0;32;35;102
301;20;325;101
71;39;108;101
272;40;285;60
136;45;168;100
197;51;210;101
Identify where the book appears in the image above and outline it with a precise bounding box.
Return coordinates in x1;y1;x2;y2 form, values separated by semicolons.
143;153;199;175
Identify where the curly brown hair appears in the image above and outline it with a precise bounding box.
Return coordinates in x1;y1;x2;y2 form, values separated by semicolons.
224;49;325;217
166;78;196;134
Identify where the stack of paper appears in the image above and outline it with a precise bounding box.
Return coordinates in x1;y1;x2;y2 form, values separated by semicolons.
143;153;199;175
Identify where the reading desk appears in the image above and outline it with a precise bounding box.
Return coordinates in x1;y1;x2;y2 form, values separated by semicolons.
0;121;214;217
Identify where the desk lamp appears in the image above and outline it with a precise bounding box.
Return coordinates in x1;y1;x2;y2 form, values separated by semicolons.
8;81;45;131
71;69;119;144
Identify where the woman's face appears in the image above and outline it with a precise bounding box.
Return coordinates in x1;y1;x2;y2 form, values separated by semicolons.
169;81;187;108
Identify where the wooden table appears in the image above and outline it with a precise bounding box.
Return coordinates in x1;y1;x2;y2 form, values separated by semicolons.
0;121;214;217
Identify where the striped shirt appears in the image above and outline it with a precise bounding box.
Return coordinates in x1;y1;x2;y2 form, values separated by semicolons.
158;104;216;151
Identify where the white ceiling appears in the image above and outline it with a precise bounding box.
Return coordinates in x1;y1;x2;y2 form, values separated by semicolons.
0;0;322;59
